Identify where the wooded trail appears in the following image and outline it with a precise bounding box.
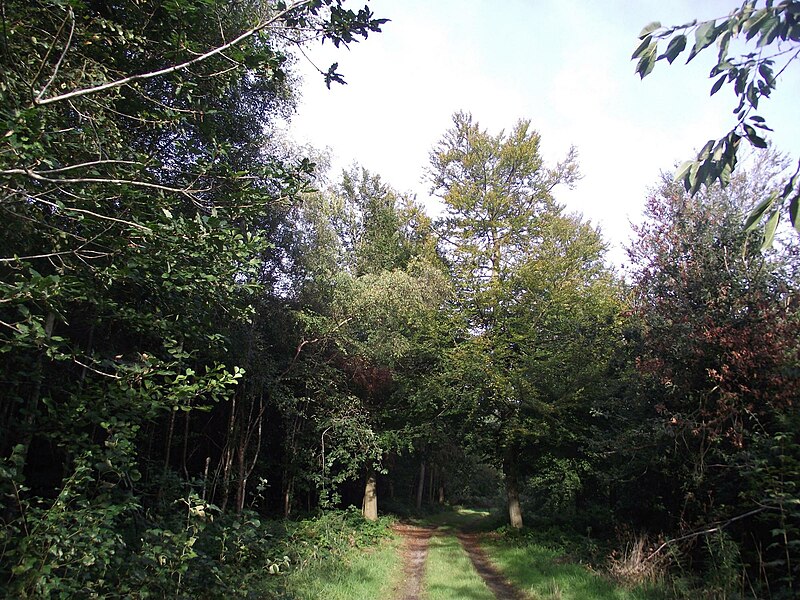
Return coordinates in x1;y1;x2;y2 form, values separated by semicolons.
392;523;527;600
393;524;435;600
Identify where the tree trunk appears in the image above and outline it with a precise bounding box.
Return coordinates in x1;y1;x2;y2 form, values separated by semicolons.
219;393;237;512
504;457;523;529
363;469;378;521
235;441;246;514
181;410;191;481
415;460;426;511
282;475;294;518
428;464;435;504
388;454;396;500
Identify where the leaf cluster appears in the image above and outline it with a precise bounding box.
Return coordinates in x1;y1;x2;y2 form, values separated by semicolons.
633;1;800;237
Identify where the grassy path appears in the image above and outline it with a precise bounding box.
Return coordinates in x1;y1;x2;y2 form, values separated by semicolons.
392;522;499;600
404;509;659;600
281;509;660;599
393;524;436;600
390;509;529;599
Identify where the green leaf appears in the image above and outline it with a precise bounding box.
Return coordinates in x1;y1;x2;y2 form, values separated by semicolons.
761;210;780;249
638;21;662;38
717;30;731;63
710;74;726;95
789;195;800;232
718;161;732;187
674;160;695;184
636;44;657;78
659;34;686;63
745;192;777;231
743;124;767;148
687;20;718;62
631;35;653;59
758;62;774;86
745;9;769;40
757;15;780;46
698;139;715;160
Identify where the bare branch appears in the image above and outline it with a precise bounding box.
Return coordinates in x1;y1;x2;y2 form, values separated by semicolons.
34;0;313;106
644;507;770;562
0;249;110;263
0;167;207;198
36;159;144;174
31;197;153;232
34;8;75;103
279;316;354;377
73;358;121;379
30;7;72;87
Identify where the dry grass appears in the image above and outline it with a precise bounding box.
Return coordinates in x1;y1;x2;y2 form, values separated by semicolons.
608;532;671;586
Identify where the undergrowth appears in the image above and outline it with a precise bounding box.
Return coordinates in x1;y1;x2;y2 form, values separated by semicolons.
486;525;668;600
0;470;396;600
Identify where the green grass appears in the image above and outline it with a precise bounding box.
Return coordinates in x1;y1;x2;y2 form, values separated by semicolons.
281;536;403;600
425;533;494;600
481;536;667;600
420;507;668;600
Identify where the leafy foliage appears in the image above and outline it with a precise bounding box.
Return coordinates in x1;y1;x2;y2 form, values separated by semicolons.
633;1;800;237
0;0;389;596
426;112;623;528
618;163;800;595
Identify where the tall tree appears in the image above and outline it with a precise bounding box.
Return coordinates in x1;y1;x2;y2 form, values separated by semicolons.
428;111;620;528
282;167;449;519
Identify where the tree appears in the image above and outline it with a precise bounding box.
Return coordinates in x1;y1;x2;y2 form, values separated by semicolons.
428;111;620;528
0;1;387;594
282;167;449;519
621;160;800;593
633;1;800;240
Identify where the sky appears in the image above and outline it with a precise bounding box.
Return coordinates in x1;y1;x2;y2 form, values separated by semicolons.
286;0;800;268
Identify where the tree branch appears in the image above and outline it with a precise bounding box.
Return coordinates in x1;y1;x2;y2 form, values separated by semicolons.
31;197;153;232
33;0;312;106
644;507;770;562
33;8;75;103
1;167;207;199
35;159;145;174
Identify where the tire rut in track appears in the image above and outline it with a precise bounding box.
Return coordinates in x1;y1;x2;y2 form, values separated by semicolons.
457;532;528;600
392;523;436;600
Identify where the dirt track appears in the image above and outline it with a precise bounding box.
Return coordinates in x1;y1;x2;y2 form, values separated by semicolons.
392;523;436;600
457;532;528;600
391;524;527;600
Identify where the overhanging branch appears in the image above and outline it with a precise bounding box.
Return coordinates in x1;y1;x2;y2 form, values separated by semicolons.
33;0;312;106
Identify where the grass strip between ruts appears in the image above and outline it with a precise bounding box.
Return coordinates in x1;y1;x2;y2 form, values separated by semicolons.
425;532;495;600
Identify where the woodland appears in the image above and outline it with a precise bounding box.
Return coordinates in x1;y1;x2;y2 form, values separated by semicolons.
0;1;798;599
